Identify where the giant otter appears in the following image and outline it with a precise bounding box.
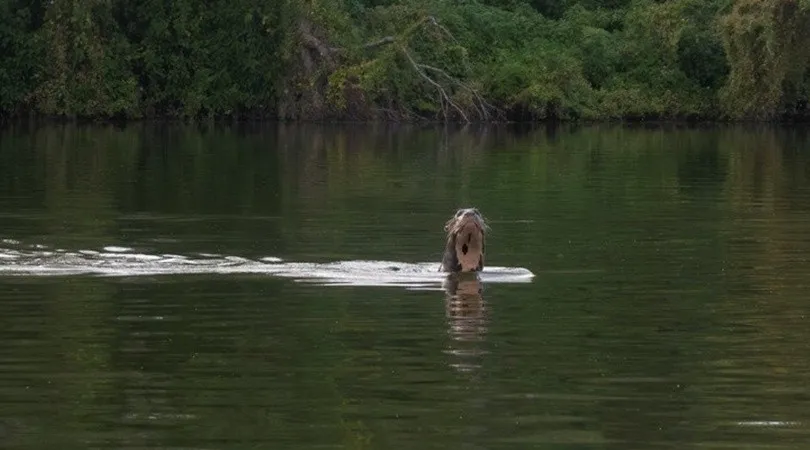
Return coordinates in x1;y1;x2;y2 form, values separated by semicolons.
440;208;487;273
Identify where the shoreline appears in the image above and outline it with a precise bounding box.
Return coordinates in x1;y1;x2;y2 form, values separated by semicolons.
4;114;810;127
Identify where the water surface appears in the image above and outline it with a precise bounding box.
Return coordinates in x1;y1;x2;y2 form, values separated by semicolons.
2;123;810;449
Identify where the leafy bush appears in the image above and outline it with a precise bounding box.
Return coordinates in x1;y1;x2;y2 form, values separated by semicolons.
1;0;809;121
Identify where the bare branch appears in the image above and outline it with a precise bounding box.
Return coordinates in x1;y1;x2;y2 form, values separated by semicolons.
419;64;485;119
363;36;395;49
425;15;458;44
400;46;469;123
419;64;501;121
329;35;396;54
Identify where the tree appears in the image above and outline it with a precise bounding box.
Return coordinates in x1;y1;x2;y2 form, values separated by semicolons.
720;0;810;119
0;0;45;116
35;0;138;118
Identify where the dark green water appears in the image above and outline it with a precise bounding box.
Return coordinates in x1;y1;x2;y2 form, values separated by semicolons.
2;123;810;449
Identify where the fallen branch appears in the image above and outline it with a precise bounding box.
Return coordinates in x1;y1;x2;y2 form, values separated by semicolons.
418;64;500;121
400;46;469;122
330;36;396;54
363;36;395;49
425;16;457;44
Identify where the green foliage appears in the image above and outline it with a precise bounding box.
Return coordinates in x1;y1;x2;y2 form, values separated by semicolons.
119;0;282;118
563;6;623;88
719;0;810;119
35;0;139;118
678;26;728;90
325;2;500;120
590;0;722;119
486;42;596;119
0;1;44;116
0;0;808;121
675;0;730;90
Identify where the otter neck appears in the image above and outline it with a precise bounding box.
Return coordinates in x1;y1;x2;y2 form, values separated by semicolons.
445;229;484;272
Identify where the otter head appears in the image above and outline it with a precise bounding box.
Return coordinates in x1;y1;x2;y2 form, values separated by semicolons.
440;208;487;273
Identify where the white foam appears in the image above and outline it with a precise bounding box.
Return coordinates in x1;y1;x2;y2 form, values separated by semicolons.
103;246;133;253
737;421;799;427
0;244;535;288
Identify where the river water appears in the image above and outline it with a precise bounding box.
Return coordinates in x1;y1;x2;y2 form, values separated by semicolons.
1;123;810;449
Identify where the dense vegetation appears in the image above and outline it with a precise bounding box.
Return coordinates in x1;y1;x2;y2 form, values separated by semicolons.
1;0;810;122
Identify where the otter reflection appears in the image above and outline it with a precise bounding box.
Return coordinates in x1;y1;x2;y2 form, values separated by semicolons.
443;273;488;374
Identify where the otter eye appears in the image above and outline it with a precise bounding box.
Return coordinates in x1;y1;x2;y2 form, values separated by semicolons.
455;210;464;217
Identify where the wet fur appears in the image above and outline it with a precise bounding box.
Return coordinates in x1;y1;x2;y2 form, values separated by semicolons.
440;208;487;273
